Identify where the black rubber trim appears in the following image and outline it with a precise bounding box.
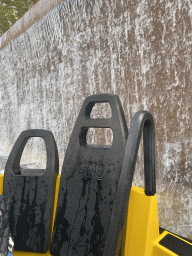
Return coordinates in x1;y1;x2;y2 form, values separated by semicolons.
159;233;192;255
159;227;192;244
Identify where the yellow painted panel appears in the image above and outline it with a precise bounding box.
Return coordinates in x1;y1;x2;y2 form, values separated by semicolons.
0;174;4;193
152;231;178;256
123;186;159;256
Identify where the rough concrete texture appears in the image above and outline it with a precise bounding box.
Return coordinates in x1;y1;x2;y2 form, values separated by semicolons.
0;0;192;239
0;0;64;50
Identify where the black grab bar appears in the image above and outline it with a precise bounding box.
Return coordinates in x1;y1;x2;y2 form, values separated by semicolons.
103;110;156;256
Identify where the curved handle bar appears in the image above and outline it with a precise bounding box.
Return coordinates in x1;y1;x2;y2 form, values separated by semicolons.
104;110;156;256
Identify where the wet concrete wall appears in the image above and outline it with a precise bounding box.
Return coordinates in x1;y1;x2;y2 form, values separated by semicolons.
0;0;192;240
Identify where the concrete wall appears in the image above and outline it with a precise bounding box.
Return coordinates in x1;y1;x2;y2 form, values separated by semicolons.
1;0;192;239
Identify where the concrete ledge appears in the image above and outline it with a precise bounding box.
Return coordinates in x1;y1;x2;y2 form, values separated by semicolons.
0;0;64;50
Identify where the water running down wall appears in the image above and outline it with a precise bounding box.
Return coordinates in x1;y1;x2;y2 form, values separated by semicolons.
0;0;192;240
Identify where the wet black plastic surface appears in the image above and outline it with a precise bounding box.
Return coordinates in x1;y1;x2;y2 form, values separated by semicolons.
50;94;128;256
0;195;11;256
3;129;59;252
